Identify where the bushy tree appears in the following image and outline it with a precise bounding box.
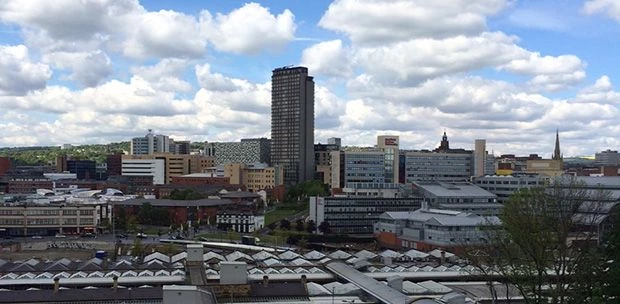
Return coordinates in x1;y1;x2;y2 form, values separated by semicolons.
306;220;317;234
467;177;611;304
280;219;291;230
295;219;305;232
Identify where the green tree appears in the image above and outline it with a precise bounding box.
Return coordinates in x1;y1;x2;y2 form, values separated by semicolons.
132;238;145;259
318;221;331;234
472;177;611;304
306;220;317;234
603;210;620;302
295;219;305;232
280;219;291;230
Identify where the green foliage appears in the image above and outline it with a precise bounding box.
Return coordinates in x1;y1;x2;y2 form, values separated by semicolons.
604;210;620;302
137;203;170;226
166;189;205;200
471;177;612;304
0;142;129;165
284;180;329;202
295;219;305;231
264;201;306;225
318;221;331;234
306;220;316;234
279;219;291;230
132;238;144;259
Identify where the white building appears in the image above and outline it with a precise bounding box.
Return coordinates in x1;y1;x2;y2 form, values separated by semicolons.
374;207;500;250
121;159;165;185
130;130;170;155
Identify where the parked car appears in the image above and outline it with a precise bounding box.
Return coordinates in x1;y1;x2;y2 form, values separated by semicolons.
136;233;148;238
54;234;67;238
116;233;128;239
31;235;43;239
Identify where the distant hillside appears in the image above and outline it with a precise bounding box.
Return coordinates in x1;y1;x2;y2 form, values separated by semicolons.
0;142;130;166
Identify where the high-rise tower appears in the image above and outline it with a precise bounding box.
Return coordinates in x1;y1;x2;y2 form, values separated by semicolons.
271;66;315;185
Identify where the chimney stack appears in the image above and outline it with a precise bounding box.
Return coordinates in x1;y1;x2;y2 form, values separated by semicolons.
53;277;60;293
301;274;307;285
263;275;269;287
113;275;119;291
440;250;446;265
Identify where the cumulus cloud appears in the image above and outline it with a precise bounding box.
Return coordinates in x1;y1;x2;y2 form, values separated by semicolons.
43;50;112;87
0;45;51;96
123;9;206;59
201;2;296;54
319;0;508;45
300;40;352;78
0;0;140;40
132;59;192;92
583;0;620;21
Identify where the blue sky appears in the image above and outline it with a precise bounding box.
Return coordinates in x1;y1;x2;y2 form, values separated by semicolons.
0;0;620;157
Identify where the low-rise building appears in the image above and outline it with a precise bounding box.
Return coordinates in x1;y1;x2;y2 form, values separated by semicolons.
0;202;110;236
309;196;423;235
216;206;265;233
374;207;500;252
413;182;500;215
472;174;548;203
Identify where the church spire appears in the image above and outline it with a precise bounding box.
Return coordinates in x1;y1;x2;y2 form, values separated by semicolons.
552;129;562;160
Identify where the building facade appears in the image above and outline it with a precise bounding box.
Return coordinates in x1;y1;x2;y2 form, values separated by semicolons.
130;130;170;155
472;174;549;203
374;208;500;252
405;152;473;183
205;138;271;166
595;149;620;165
0;202;109;236
413;182;500;215
309;196;423;235
271;66;315;185
121;158;166;185
66;160;96;180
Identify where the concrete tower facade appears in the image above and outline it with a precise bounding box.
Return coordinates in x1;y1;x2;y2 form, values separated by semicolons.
271;66;315;185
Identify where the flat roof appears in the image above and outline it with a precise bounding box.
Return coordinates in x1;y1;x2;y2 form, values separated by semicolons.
113;198;233;207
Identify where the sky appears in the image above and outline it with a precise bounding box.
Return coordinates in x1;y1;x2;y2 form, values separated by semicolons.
1;0;620;157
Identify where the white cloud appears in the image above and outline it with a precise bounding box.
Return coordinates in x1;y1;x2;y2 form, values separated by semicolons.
353;32;525;85
501;53;586;91
123;9;207;59
319;0;509;45
0;45;51;96
0;0;140;40
132;59;192;93
201;2;296;55
583;0;620;21
43;50;112;87
300;40;352;78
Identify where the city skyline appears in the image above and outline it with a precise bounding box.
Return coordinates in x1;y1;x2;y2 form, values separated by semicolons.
1;0;620;157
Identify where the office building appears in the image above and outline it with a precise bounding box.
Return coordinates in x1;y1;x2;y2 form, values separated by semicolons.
130;130;170;155
0;202;109;236
309;195;423;235
66;160;96;180
314;142;341;185
170;140;191;155
374;207;501;251
271;66;315;185
377;135;400;183
122;154;215;184
121;158;166;185
205;138;271;166
472;174;549;203
405;151;473;183
595;149;620;165
224;163;284;193
413;181;500;215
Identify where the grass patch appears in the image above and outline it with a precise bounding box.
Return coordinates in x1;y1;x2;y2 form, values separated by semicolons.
265;201;308;225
